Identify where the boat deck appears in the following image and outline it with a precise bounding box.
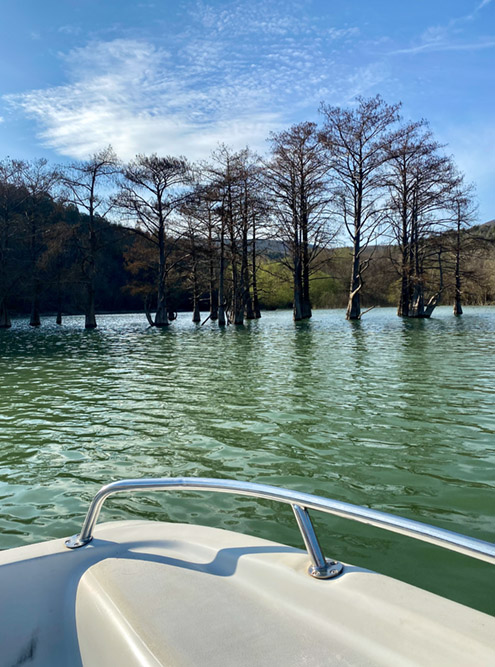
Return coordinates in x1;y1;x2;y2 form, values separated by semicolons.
1;520;494;666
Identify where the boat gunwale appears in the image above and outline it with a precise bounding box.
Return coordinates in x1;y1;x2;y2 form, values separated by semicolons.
65;477;495;566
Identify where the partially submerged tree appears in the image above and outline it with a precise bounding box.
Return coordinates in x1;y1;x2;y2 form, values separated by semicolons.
320;96;400;320
448;182;477;316
179;185;220;323
265;122;332;321
38;204;80;325
385;122;462;317
117;154;191;326
61;147;119;328
203;146;262;325
19;159;60;326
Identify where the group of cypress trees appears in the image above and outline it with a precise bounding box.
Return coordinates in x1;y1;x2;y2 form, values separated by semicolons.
0;96;484;330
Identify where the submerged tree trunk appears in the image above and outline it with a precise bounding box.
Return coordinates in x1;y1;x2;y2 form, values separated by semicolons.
251;223;261;319
144;295;155;327
397;207;410;317
408;282;425;317
208;224;218;320
409;250;443;318
346;190;362;321
293;250;304;321
85;276;97;328
230;227;244;325
192;260;201;323
242;228;254;321
424;293;441;318
84;213;97;328
245;291;255;320
192;298;201;323
397;268;409;317
301;203;312;320
155;280;169;326
209;286;218;320
232;280;244;324
454;215;463;316
346;241;361;320
154;220;169;327
454;283;463;316
218;220;226;326
230;242;244;325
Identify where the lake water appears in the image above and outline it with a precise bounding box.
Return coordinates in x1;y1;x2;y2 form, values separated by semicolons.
1;307;494;614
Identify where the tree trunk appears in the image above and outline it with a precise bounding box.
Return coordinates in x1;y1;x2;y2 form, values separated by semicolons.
192;261;201;323
230;244;244;325
218;220;226;326
251;223;261;319
85;234;97;327
406;209;425;318
409;282;425;317
242;237;254;320
397;210;410;317
346;197;362;321
346;246;361;320
208;225;218;320
85;278;97;328
155;220;169;327
454;216;463;316
144;295;155;326
424;293;441;318
155;282;169;326
84;194;98;329
245;292;255;319
301;204;312;320
192;299;201;323
232;294;244;324
209;288;218;320
397;269;409;317
293;252;304;321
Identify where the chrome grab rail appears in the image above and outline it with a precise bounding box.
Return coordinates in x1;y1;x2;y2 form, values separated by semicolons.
65;477;495;579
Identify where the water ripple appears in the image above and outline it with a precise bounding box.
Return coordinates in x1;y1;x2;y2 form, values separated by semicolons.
1;307;494;613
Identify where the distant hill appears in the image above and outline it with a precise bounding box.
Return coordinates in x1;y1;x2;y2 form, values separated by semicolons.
255;218;495;259
255;238;287;258
469;219;495;240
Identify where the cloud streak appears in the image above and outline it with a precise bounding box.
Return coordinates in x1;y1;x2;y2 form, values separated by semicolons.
392;0;495;56
392;39;495;55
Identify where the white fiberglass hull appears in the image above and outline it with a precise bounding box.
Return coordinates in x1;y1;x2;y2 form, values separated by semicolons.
1;520;494;666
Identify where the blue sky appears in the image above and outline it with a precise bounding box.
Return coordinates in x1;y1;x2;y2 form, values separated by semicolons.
0;0;493;221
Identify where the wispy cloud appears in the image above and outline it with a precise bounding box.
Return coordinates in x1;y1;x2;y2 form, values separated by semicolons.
58;25;82;36
5;2;370;160
393;39;495;55
391;0;495;56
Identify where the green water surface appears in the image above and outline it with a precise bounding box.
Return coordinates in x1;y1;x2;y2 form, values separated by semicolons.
1;307;494;614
